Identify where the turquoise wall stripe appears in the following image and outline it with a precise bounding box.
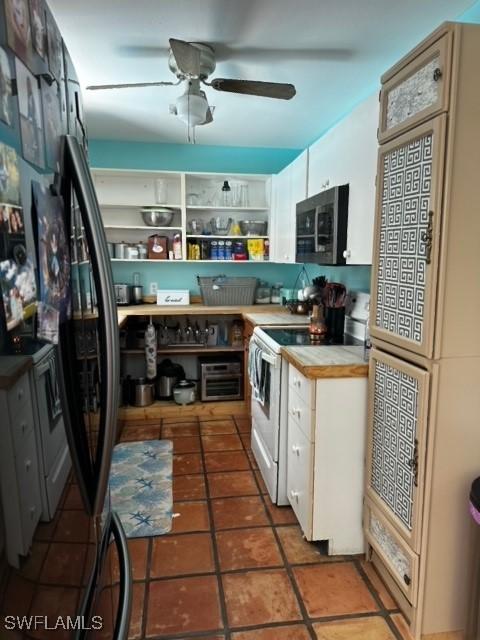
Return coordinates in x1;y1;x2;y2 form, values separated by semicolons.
89;139;301;174
459;0;480;22
112;261;371;295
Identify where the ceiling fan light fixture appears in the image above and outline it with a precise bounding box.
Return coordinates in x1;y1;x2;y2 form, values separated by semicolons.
175;91;208;126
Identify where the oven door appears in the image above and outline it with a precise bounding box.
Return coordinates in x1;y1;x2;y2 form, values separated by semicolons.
250;339;281;462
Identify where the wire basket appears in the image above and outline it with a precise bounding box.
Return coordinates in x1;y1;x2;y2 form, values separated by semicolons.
197;276;258;306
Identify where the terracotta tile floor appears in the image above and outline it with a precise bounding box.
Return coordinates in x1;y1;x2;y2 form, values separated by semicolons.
0;414;409;640
118;414;408;639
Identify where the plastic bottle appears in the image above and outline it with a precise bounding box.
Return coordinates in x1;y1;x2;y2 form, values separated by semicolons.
211;240;219;260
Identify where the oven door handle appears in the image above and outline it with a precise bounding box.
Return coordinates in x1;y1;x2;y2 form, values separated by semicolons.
261;351;278;366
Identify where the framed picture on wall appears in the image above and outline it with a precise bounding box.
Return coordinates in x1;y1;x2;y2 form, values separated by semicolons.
29;0;46;60
15;57;45;168
41;76;63;170
0;142;21;205
46;9;62;82
0;47;14;126
4;0;34;68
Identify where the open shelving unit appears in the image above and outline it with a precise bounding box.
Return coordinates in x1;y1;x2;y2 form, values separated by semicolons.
91;168;272;263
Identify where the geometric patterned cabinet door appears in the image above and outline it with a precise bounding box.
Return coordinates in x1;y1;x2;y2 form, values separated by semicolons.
365;348;431;553
370;117;446;358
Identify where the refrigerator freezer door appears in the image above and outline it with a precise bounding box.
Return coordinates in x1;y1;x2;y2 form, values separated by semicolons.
58;135;120;518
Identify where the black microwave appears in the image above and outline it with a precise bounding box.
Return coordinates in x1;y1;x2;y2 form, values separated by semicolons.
295;184;349;265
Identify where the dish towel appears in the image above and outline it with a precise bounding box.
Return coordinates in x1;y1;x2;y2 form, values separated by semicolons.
109;440;173;538
248;343;268;406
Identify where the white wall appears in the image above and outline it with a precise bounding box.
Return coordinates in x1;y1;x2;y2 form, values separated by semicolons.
307;93;379;264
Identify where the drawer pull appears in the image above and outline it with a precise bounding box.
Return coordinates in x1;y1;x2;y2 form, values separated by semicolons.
29;506;36;519
17;388;24;401
403;574;411;586
290;490;299;503
291;407;301;419
21;421;27;433
25;459;32;471
291;445;300;456
433;67;442;82
293;377;301;388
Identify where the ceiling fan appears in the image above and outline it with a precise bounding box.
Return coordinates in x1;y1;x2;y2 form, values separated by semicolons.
86;39;296;137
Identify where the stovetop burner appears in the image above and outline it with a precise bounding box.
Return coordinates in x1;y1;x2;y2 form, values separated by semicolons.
262;327;363;347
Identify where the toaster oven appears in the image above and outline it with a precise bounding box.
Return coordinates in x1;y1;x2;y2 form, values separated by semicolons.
114;283;131;305
198;356;243;402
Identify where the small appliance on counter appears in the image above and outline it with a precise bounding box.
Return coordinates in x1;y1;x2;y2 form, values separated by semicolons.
198;356;243;402
156;359;185;399
130;378;155;407
173;380;197;405
114;283;132;305
131;285;143;304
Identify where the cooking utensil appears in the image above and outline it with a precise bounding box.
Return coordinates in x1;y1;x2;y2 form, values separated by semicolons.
141;207;174;227
210;217;233;235
156;359;185;399
130;378;155;407
239;220;268;236
114;242;128;259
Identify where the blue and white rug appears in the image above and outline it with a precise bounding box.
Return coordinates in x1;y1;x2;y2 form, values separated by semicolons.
109;440;173;538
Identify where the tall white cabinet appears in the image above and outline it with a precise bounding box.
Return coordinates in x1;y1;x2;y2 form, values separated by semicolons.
270;150;308;263
365;22;480;639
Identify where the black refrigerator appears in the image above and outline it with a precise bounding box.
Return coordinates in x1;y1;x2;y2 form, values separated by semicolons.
0;1;131;638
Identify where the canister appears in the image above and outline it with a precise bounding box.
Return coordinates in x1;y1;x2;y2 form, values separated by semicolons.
114;242;128;259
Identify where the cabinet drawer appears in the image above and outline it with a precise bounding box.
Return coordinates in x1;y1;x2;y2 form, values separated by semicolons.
287;385;315;441
288;365;314;409
16;431;42;552
11;405;34;455
379;33;451;142
364;498;418;605
7;373;32;420
287;415;313;537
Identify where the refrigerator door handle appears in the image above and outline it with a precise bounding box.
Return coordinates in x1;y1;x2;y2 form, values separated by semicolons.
64;134;120;516
111;511;133;640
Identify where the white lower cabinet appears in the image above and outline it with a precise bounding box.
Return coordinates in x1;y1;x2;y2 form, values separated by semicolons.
0;369;42;567
287;414;313;533
286;362;368;554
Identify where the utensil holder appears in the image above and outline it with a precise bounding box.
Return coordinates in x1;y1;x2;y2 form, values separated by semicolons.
325;306;345;343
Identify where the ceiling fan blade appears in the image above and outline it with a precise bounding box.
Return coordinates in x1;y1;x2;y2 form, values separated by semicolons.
86;81;178;91
169;38;201;77
210;78;296;100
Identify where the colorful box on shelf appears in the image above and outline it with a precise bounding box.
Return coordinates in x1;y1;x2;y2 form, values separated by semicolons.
156;290;190;305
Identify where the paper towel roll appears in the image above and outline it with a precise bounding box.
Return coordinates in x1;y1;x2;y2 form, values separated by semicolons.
145;323;157;380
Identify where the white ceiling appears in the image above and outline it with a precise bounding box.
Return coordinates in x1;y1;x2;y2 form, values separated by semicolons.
49;0;475;149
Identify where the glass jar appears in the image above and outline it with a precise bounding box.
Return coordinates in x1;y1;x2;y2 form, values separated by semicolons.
271;282;283;304
255;281;271;304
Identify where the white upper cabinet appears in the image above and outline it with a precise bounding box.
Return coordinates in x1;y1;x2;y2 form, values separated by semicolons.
271;150;308;263
307;94;379;264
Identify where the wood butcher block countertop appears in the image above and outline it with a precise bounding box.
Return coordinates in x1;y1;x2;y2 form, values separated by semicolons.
0;355;33;390
281;345;369;379
117;303;299;328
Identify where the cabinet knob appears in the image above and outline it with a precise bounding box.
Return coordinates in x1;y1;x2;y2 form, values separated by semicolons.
291;445;300;456
21;421;27;433
17;388;24;400
25;459;32;471
290;490;299;503
293;377;301;388
29;506;36;519
403;574;411;586
433;67;442;82
343;249;351;259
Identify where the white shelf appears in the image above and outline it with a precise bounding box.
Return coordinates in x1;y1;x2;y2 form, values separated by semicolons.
186;234;268;240
104;225;182;231
110;258;268;264
99;203;181;209
186;205;268;211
